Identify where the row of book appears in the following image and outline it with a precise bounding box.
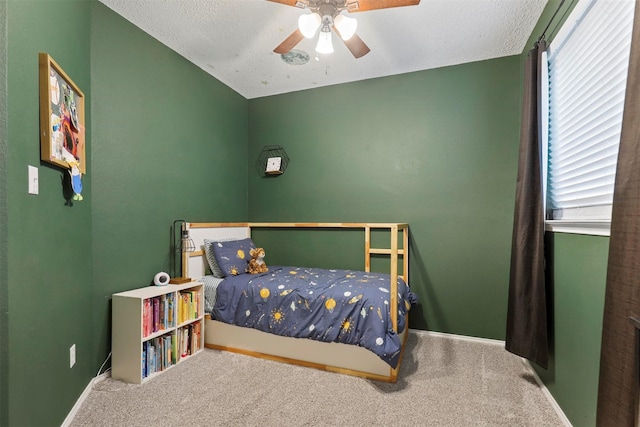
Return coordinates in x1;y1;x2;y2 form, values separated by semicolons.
142;290;201;339
142;322;202;379
177;290;201;325
142;334;174;378
142;293;175;337
178;322;202;359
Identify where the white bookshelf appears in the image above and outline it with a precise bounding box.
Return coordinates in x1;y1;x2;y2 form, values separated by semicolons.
111;282;204;384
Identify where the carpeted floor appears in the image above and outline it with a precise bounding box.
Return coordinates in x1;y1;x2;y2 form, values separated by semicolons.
70;331;566;426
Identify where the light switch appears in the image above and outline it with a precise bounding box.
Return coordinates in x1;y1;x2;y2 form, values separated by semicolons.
28;165;38;195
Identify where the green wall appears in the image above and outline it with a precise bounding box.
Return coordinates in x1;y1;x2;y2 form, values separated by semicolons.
248;56;521;339
537;233;608;427
90;3;249;372
4;1;248;425
6;1;93;425
0;0;8;425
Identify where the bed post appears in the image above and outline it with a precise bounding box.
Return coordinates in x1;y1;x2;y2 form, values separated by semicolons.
364;225;371;273
403;225;409;284
390;224;399;333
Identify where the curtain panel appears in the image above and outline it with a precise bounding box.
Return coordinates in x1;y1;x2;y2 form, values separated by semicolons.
505;40;549;369
597;2;640;425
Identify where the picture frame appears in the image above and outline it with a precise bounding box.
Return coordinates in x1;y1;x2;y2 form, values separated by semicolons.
38;53;86;174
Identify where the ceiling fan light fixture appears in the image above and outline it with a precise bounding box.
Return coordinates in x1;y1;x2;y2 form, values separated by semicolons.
315;28;334;54
334;14;357;41
298;12;321;38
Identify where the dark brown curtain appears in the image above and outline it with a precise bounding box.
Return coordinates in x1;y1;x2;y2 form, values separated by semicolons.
597;2;640;425
505;40;549;369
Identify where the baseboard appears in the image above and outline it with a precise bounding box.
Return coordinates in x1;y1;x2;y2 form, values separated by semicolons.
61;371;111;427
409;329;572;426
522;359;573;426
410;328;505;346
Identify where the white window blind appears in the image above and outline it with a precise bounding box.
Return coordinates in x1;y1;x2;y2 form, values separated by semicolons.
546;0;635;221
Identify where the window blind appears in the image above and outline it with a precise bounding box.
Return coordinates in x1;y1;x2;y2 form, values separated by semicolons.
546;0;635;220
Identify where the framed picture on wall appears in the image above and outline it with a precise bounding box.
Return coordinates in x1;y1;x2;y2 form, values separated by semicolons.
38;52;86;174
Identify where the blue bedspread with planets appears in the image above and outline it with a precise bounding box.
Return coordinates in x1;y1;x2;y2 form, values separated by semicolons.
212;266;418;368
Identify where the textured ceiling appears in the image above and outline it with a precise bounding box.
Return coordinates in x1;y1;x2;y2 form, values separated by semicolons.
98;0;548;99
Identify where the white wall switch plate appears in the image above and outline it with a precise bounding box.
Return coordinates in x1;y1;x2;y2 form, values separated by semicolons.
28;165;38;195
70;344;76;368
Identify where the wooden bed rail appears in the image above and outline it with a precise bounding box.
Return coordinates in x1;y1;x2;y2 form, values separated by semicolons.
188;222;409;229
187;222;409;333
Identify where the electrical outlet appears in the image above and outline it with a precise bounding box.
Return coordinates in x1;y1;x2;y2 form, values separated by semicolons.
70;344;76;368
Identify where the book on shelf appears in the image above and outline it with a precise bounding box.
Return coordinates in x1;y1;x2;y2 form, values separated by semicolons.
190;322;202;354
171;333;178;365
190;324;195;355
179;292;188;324
167;293;174;326
153;297;159;332
147;342;154;377
179;327;188;358
178;290;201;324
142;345;147;378
143;298;152;337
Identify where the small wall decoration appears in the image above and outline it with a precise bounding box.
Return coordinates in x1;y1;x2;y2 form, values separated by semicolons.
38;53;86;176
256;145;290;176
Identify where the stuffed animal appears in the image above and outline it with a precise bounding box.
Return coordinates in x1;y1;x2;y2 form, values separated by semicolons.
247;247;269;274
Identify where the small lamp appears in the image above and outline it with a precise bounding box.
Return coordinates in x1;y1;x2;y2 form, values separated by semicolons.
299;12;321;38
334;14;357;40
170;219;195;284
316;26;334;54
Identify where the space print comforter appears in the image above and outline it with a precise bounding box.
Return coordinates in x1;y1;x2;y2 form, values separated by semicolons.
212;266;418;368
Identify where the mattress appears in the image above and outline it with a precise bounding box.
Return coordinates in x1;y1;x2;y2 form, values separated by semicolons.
206;266;417;368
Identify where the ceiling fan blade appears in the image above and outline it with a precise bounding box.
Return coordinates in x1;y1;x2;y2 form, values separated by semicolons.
346;0;420;12
335;30;371;58
343;33;370;58
274;29;305;54
266;0;308;8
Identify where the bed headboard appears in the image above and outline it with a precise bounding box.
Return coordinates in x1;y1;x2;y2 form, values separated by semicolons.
185;223;250;279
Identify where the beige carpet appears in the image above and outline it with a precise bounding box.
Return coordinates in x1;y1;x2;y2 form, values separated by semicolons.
70;331;565;426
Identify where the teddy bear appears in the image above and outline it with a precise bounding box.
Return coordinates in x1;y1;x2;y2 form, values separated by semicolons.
247;247;269;274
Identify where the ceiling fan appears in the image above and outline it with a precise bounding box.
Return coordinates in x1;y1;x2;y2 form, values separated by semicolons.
269;0;421;59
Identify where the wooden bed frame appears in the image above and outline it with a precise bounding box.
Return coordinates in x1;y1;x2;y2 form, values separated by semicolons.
183;222;409;382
